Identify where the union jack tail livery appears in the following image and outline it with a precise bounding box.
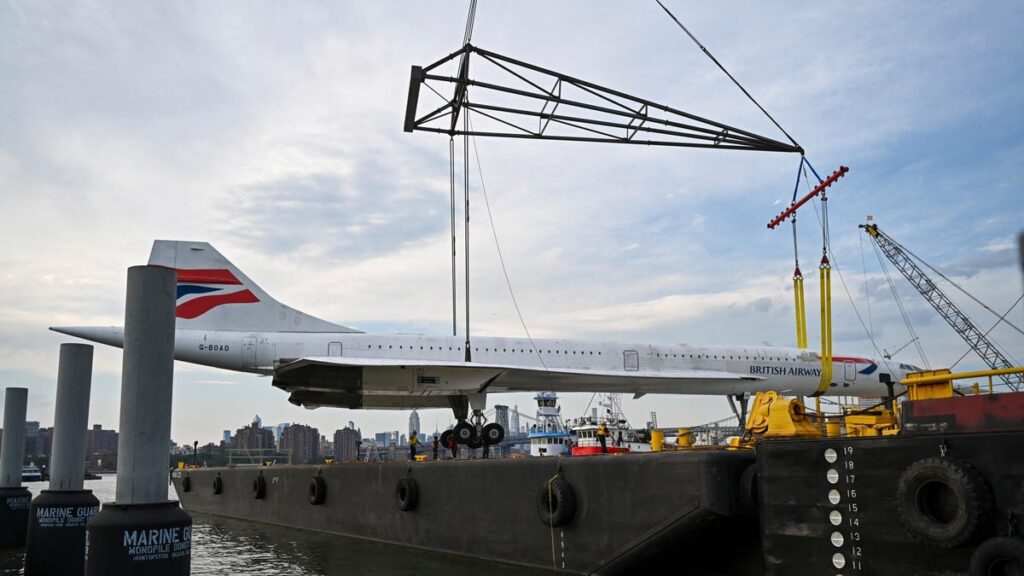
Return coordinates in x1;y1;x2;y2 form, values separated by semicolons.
148;241;356;333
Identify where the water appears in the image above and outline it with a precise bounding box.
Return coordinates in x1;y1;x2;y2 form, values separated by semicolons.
1;476;546;575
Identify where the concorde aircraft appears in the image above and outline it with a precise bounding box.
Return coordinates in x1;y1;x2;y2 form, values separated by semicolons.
53;241;916;447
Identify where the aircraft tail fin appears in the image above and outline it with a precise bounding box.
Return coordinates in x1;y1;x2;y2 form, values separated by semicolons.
148;241;359;333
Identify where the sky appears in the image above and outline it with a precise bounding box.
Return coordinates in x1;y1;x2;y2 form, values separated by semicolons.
1;1;1022;445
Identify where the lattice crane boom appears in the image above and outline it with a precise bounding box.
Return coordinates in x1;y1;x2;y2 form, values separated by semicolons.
861;224;1022;391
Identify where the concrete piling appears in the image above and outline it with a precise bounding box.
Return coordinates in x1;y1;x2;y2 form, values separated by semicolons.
85;266;191;575
24;343;101;575
0;387;32;548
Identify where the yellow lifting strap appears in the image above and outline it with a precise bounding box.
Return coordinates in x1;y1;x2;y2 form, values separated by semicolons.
815;255;833;395
793;269;808;349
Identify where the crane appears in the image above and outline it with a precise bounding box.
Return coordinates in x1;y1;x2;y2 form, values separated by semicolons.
861;223;1023;391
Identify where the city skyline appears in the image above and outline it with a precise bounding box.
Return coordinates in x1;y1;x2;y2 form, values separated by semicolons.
2;2;1022;443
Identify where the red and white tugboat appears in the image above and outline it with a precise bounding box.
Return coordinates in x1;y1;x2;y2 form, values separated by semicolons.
569;394;652;456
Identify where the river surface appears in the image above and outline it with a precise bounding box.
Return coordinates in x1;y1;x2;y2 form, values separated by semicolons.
1;475;547;575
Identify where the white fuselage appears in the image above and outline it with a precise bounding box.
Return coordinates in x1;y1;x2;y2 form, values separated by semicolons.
169;330;896;397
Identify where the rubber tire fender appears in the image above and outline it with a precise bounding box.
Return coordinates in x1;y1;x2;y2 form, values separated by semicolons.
895;457;992;548
252;475;266;500
181;476;191;493
738;464;758;514
395;477;418;512
969;537;1024;576
537;477;576;527
308;476;326;506
212;475;223;495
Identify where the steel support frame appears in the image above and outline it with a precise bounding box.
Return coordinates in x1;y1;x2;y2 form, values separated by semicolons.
405;44;803;154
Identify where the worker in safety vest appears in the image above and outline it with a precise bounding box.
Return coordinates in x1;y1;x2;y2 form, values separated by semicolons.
447;432;459;459
409;430;419;461
597;423;609;453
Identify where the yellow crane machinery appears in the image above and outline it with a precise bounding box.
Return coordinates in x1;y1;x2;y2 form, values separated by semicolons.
730;366;1024;446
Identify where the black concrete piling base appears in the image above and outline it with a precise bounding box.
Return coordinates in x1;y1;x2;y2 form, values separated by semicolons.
85;501;192;576
24;490;100;575
0;486;32;548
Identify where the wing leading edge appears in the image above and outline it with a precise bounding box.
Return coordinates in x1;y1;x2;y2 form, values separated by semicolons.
273;356;765;404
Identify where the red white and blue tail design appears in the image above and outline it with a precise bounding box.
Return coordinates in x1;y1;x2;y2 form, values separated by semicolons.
174;268;259;319
148;241;360;333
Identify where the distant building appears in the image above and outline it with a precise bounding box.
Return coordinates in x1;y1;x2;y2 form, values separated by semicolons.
275;423;291;444
280;423;319;463
222;430;232;446
512;406;521;435
33;427;53;457
334;427;360;461
233;419;274;451
319;435;333;457
253;414;262;428
375;432;389;447
24;421;40;456
494;405;509;436
87;424;118;454
408;409;420;436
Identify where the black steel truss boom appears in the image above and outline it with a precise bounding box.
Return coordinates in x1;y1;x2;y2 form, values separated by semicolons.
404;44;803;154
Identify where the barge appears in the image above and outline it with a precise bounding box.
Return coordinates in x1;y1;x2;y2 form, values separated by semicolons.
172;383;1024;575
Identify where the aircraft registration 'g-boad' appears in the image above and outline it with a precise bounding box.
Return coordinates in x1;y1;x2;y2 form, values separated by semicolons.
52;241;918;446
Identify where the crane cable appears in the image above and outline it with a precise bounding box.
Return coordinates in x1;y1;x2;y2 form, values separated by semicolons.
466;113;556;393
789;158;809;349
881;233;1024;338
794;158;901;381
654;0;802;151
870;241;931;369
950;293;1024;371
816;168;833;395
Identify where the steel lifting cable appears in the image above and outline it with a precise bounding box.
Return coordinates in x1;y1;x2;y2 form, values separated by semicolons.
799;162;895;375
449;137;458;337
467;113;555;391
654;0;802;152
816;163;834;394
950;293;1024;371
885;235;1024;338
790;158;808;349
871;241;931;369
858;233;876;342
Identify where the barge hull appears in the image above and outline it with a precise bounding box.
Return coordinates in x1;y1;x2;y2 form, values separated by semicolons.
173;451;759;575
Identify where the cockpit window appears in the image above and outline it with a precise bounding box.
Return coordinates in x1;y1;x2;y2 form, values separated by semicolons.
899;363;923;372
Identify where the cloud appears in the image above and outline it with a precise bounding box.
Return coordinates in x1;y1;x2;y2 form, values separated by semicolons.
3;0;1023;442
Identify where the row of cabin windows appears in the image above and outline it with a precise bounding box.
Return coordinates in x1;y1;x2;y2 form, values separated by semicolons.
359;344;791;363
361;344;602;355
656;353;796;362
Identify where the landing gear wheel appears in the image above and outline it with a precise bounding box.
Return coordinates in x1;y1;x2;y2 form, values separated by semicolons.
440;430;454;450
482;423;505;445
454;421;474;444
466;435;483;450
